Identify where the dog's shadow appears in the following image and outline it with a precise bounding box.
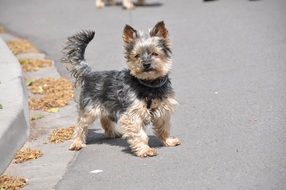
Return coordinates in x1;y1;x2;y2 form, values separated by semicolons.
107;1;163;8
87;128;163;155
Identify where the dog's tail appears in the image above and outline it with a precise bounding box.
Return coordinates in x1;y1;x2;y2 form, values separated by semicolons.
61;30;95;84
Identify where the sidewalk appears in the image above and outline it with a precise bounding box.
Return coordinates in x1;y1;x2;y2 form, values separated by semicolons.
0;28;78;190
0;37;29;174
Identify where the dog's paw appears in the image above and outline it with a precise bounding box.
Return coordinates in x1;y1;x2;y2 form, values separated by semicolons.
108;0;116;6
123;2;134;10
164;137;181;147
95;1;105;8
136;147;157;158
69;140;86;151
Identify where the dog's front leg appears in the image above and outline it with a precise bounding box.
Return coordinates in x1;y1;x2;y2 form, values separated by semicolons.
153;111;181;147
95;0;105;8
123;0;134;10
120;114;157;157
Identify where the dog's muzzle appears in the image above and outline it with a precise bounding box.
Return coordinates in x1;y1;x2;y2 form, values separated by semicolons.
142;60;154;72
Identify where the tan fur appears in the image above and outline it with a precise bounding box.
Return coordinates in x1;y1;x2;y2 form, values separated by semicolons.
152;98;181;146
95;0;105;8
119;97;179;157
123;0;134;9
128;45;172;80
69;107;100;150
123;22;172;80
100;116;121;138
119;100;154;157
152;97;181;147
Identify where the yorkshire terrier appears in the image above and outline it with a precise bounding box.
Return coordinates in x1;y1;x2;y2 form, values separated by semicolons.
95;0;144;9
62;21;181;157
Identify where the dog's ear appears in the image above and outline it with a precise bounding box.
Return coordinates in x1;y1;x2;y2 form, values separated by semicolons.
150;21;169;39
123;25;138;44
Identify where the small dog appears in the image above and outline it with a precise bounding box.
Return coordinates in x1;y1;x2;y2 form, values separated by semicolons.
62;21;181;157
95;0;144;9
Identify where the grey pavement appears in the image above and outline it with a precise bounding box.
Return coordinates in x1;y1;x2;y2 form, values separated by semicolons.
1;32;79;189
0;38;29;174
1;0;286;189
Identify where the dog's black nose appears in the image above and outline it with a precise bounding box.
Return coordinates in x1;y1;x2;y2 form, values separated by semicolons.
143;62;151;69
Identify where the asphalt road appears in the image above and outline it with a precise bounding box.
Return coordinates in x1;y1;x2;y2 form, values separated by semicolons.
1;0;286;189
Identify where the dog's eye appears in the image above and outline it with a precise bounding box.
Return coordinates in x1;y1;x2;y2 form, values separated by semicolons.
152;52;159;56
135;54;140;58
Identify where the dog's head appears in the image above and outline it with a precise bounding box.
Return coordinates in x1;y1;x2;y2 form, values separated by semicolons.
123;21;172;80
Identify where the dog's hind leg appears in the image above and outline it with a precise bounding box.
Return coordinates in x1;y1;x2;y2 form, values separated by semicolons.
100;116;121;138
69;108;99;151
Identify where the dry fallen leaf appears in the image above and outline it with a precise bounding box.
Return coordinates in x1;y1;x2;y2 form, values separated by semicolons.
48;126;75;144
28;77;74;112
14;148;43;164
31;114;44;121
19;59;52;72
47;107;59;113
26;79;34;87
0;175;27;190
7;39;38;55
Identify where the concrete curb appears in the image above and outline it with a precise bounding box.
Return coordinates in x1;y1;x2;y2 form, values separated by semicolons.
0;33;78;189
0;37;29;174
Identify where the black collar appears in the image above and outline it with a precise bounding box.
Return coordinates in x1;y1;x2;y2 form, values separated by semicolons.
137;76;169;109
138;76;168;88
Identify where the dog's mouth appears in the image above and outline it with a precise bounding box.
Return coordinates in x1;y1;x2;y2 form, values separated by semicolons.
143;68;154;72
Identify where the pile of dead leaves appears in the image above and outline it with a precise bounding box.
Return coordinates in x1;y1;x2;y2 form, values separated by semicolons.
0;26;5;33
7;39;38;55
28;77;74;112
48;126;75;144
0;175;27;190
19;59;52;72
14;148;43;164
